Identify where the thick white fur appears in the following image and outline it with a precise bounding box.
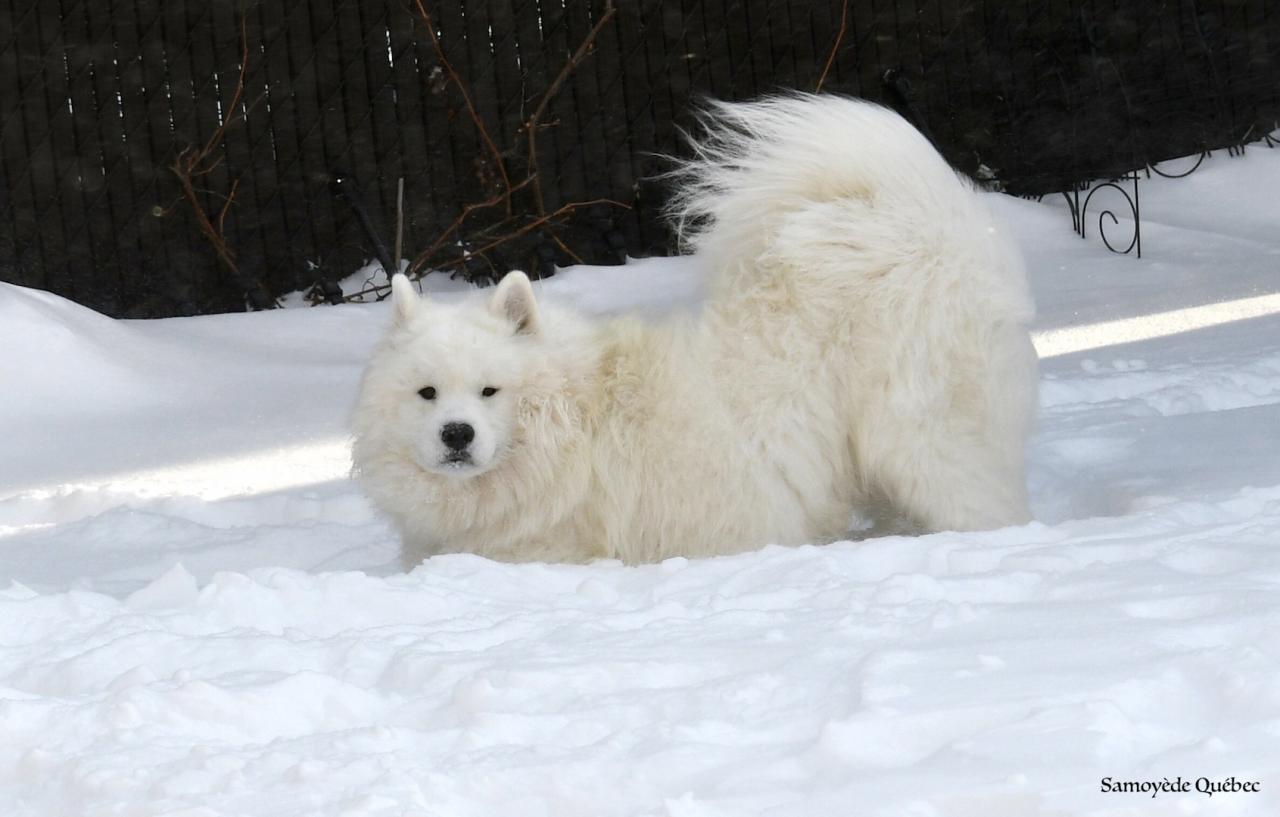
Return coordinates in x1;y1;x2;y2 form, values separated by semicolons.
351;93;1038;566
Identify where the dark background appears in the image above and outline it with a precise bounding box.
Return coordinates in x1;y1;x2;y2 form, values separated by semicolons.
2;0;1278;317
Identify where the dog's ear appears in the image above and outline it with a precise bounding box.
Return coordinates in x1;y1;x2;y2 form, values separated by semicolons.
489;271;540;335
389;273;421;325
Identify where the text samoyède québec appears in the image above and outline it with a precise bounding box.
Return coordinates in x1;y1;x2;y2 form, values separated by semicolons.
1100;776;1261;798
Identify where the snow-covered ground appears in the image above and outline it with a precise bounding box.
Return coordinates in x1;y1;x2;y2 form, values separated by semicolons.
3;146;1280;815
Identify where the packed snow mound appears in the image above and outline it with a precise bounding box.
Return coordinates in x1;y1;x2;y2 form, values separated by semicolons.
0;282;157;406
3;145;1280;815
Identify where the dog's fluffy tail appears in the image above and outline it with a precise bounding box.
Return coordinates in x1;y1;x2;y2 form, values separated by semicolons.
665;92;1023;303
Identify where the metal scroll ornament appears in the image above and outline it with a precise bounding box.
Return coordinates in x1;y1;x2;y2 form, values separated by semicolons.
1060;172;1142;257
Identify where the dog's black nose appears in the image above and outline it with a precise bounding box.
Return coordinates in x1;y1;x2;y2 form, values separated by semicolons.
441;422;475;451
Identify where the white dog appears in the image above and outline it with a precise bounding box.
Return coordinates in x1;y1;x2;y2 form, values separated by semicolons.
351;93;1038;565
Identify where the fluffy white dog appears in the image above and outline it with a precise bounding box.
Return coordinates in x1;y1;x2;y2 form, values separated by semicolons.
351;93;1038;566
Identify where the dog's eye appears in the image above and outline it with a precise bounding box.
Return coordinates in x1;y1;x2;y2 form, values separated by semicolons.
418;386;436;400
481;386;500;398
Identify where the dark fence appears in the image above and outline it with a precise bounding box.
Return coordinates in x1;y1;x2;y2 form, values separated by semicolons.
2;0;1278;317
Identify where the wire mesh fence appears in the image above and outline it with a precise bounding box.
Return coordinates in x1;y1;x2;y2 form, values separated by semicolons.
2;0;1278;317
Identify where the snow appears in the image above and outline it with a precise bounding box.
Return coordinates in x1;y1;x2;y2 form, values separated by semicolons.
4;145;1280;815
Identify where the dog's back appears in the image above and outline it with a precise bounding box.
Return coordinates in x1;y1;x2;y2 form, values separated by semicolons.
663;93;1039;536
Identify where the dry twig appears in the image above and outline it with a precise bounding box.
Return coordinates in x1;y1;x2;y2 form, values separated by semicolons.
394;1;626;289
436;197;627;268
405;175;537;278
394;177;405;273
525;0;618;216
357;197;625;301
410;0;513;211
171;14;272;304
816;0;849;93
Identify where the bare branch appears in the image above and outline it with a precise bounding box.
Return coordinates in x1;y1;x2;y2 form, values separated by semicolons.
443;198;628;266
361;198;629;300
525;0;618;216
393;177;405;274
406;175;537;277
171;13;274;305
816;0;849;93
387;0;625;300
411;0;513;211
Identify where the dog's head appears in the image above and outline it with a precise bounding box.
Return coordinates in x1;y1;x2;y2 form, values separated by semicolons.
355;272;544;480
